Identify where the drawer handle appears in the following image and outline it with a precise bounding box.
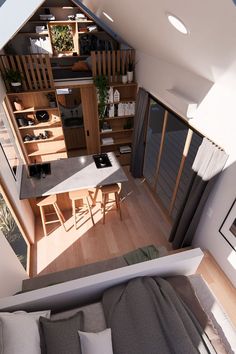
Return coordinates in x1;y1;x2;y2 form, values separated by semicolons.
87;130;90;137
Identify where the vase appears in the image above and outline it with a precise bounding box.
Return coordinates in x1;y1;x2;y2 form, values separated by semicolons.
127;71;133;83
11;82;22;93
122;75;128;84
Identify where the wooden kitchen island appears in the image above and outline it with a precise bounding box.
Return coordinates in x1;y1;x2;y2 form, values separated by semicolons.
20;152;128;215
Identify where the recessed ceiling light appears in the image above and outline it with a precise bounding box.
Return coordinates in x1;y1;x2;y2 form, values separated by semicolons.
167;14;188;34
103;11;114;22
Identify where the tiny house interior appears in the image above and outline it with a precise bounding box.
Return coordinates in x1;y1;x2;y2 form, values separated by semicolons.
0;0;235;352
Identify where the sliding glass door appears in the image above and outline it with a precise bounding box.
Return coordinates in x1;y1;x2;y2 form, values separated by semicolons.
143;98;202;222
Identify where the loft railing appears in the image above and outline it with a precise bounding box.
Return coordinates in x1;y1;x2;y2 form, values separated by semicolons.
0;54;54;92
91;49;135;82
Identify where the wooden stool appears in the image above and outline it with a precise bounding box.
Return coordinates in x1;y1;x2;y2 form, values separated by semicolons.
37;195;66;237
69;189;95;229
100;183;122;224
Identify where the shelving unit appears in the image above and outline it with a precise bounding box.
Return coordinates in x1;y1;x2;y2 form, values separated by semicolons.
99;82;137;165
6;90;67;163
7;0;116;57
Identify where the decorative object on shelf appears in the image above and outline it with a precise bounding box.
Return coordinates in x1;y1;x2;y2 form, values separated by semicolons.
113;89;120;103
23;130;50;142
16;116;29;127
68;15;75;21
127;62;134;83
35;26;45;33
122;73;128;84
108;104;115;118
118;103;125;116
50;25;74;54
101;121;112;132
120;145;131;154
93;75;109;125
46;93;57;108
36;110;49;122
13;97;24;111
108;87;114;103
4;68;22;92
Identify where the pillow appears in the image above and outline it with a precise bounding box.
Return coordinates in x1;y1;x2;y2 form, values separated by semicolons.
39;311;84;354
0;310;50;354
72;61;90;71
78;328;113;354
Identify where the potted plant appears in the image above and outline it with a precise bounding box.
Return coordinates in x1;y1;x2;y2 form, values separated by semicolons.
4;69;23;92
46;93;57;108
127;62;134;83
121;67;128;84
93;75;108;128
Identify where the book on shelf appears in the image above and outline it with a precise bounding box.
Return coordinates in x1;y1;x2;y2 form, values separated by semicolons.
119;145;131;154
102;137;114;145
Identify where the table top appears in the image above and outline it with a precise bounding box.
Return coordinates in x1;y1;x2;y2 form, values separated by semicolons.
20;152;128;199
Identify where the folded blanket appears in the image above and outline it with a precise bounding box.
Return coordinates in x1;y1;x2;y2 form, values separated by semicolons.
102;276;217;354
123;245;159;265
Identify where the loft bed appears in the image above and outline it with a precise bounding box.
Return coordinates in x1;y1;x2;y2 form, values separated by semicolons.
0;49;135;91
0;248;235;353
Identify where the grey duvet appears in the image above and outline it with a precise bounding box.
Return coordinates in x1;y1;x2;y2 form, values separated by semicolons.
102;276;218;354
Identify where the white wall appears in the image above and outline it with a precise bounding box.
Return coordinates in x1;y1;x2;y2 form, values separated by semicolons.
0;0;44;50
136;50;236;286
0;230;28;297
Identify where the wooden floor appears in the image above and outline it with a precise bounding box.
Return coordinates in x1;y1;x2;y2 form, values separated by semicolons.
32;167;236;327
32;167;172;277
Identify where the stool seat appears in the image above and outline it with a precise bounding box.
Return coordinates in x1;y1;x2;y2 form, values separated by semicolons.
37;195;57;207
100;184;120;194
69;189;89;200
100;183;122;224
69;189;94;229
37;195;66;236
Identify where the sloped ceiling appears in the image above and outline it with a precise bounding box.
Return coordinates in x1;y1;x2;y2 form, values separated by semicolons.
80;0;236;82
0;0;44;50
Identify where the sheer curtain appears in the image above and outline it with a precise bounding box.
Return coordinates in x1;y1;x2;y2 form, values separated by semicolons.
130;88;149;178
169;138;228;249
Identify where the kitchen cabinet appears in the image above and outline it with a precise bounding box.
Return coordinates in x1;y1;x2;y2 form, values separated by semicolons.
63;126;86;150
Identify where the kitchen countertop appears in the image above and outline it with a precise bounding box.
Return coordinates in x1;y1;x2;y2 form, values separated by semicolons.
20;152;128;199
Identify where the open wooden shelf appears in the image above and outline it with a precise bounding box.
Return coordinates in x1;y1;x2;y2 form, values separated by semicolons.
100;128;133;135
18;121;61;130
102;115;134;121
23;136;64;144
14;107;58;114
101;137;132;147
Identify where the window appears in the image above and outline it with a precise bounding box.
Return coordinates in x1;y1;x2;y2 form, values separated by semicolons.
0;188;29;271
0;102;21;179
143;97;202;221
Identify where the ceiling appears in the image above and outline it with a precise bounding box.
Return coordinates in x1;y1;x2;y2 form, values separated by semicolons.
80;0;236;83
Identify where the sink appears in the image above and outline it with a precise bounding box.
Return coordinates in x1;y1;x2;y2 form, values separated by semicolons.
93;153;112;169
63;117;83;127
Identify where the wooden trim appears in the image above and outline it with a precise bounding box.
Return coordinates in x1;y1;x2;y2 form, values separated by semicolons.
169;129;193;214
45;54;54;88
38;55;49;89
21;56;33;91
91;51;97;77
15;55;27;91
0;182;31;275
107;51;111;79
102;51;106;76
153;110;169;189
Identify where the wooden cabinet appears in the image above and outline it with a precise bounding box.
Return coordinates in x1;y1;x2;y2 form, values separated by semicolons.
63;127;86;150
6;90;67;164
80;86;100;154
99;83;137;165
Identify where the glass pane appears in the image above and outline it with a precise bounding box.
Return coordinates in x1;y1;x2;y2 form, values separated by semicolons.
171;132;203;220
0;192;28;270
143;100;165;185
156;113;188;210
0;103;19;177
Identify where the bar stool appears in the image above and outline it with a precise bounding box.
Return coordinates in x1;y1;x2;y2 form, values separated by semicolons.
69;189;95;229
37;195;66;237
100;183;122;224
